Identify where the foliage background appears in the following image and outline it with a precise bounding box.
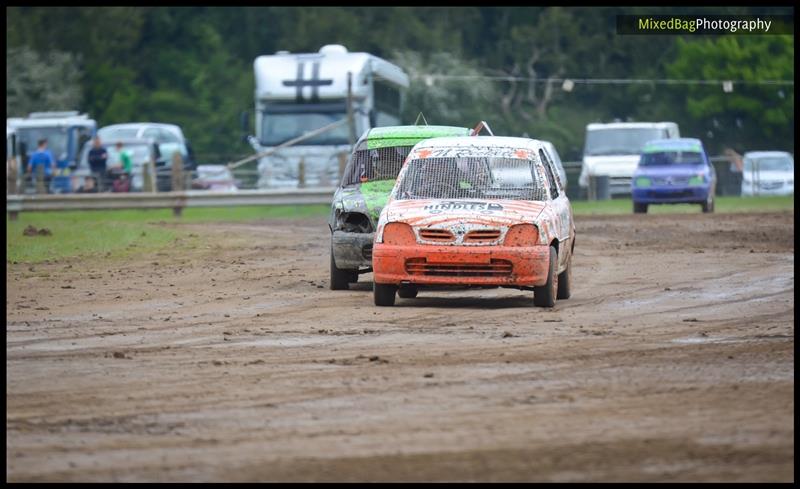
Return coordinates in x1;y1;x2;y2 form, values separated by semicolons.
6;6;794;161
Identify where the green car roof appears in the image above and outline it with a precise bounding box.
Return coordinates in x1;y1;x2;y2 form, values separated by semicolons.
364;125;470;149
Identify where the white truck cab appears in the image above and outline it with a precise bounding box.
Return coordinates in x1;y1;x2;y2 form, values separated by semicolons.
7;111;96;169
250;44;409;188
579;121;679;196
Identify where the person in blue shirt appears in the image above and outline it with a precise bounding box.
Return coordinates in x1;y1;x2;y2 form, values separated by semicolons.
26;138;56;193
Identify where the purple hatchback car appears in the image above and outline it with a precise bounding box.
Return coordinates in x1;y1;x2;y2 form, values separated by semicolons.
631;138;717;214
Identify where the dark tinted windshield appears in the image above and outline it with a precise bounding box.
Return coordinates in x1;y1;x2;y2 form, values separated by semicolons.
342;145;412;186
260;103;350;146
395;157;548;201
640;150;704;167
585;128;666;156
17;127;68;161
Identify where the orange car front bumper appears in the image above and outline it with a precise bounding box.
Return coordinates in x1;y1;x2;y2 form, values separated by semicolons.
373;243;551;287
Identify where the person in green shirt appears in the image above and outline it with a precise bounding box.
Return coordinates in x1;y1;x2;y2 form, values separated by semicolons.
107;141;134;192
114;141;133;173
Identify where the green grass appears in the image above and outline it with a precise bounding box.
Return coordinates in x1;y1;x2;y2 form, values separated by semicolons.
7;215;178;264
7;205;330;264
571;195;794;215
7;197;792;264
178;204;329;222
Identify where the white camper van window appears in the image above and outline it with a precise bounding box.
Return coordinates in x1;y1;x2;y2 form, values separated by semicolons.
261;111;350;146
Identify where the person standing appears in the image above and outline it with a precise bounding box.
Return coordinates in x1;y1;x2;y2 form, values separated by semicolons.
76;175;99;193
724;147;744;196
108;141;133;192
26;138;55;193
114;141;132;174
87;136;109;190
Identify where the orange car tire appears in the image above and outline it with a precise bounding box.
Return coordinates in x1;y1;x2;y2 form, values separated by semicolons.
398;286;418;299
374;282;397;306
557;252;572;300
534;246;557;307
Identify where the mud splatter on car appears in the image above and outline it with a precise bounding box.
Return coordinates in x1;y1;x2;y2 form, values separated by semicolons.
373;136;575;307
328;125;471;290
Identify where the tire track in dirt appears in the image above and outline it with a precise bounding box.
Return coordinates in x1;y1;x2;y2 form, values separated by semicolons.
6;211;794;481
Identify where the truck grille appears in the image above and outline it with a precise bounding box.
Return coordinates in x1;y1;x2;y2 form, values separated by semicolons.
652;176;690;186
463;229;502;243
419;229;455;242
405;258;513;277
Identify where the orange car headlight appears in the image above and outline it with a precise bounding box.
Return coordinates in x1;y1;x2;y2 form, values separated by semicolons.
504;224;540;246
382;222;417;246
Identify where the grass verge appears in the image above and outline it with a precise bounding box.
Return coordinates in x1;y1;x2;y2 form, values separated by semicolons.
571;195;794;215
7;204;329;264
7;197;792;263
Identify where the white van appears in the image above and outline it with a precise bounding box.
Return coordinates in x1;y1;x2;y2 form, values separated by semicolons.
579;122;680;196
741;151;794;196
97;123;194;168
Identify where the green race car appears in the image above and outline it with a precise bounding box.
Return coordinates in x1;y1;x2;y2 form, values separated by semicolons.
328;125;472;290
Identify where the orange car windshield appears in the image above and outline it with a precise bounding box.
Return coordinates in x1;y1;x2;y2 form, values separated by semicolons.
396;156;548;201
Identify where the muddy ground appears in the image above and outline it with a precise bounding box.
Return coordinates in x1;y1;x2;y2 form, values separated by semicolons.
6;211;794;482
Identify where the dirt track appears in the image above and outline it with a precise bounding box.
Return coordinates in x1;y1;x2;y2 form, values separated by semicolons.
6;211;794;482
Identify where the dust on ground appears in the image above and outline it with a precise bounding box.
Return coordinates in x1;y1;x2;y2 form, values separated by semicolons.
6;211;794;482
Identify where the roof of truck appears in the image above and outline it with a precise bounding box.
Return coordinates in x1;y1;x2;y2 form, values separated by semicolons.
7;113;96;128
254;45;409;101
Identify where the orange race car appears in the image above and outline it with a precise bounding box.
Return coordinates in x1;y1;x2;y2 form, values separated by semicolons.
372;136;576;307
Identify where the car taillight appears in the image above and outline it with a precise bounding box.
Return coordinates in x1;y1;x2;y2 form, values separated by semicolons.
504;224;539;246
383;222;417;245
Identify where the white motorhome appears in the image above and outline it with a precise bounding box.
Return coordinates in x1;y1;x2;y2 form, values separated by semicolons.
250;44;410;188
579;121;680;196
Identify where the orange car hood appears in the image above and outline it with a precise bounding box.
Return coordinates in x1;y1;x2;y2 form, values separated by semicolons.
385;199;546;228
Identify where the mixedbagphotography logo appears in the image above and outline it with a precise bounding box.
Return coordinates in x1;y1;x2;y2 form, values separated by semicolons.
617;15;794;35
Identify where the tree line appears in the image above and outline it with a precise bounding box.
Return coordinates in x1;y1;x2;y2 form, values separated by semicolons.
6;6;794;161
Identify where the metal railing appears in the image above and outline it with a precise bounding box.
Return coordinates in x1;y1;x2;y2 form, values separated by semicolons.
7;151;746;219
6;187;336;220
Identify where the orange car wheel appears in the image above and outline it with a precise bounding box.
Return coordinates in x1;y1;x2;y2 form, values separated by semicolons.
374;283;397;306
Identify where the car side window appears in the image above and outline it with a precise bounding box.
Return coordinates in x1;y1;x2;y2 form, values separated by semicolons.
539;149;560;199
142;128;159;141
158;129;180;144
